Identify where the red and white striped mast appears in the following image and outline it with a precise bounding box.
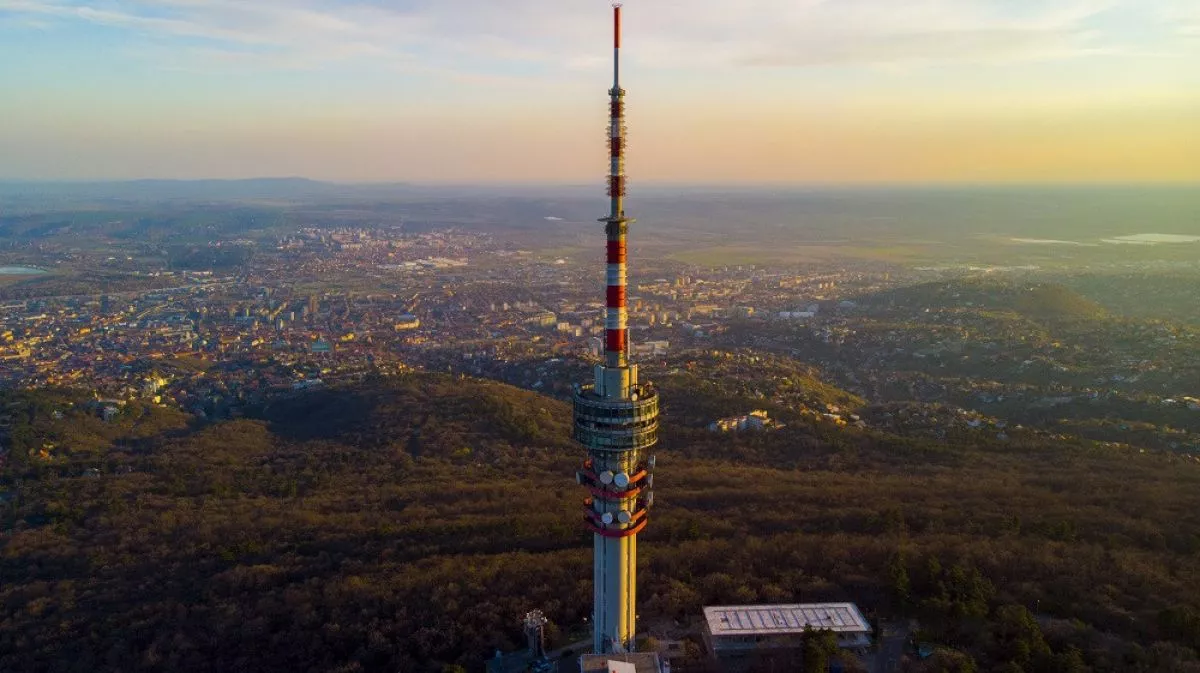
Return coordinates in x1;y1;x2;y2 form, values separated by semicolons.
604;1;631;369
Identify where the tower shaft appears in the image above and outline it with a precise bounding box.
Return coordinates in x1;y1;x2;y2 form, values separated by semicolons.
573;3;658;656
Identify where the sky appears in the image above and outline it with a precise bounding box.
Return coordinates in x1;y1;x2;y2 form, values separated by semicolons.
0;0;1198;183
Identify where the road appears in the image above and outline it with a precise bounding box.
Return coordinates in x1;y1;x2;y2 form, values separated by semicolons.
550;638;593;673
869;621;912;673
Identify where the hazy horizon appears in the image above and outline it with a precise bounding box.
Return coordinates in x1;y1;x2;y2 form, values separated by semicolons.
2;176;1199;188
2;0;1198;183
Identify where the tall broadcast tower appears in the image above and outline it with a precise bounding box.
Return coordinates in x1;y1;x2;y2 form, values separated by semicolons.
573;2;660;656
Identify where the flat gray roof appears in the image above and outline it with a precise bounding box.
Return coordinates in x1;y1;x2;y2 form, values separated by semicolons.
704;603;871;637
579;653;662;673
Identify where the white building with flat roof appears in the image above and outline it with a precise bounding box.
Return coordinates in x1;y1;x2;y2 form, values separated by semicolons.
703;603;872;659
579;652;665;673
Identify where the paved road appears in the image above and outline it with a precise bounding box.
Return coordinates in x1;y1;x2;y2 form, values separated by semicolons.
550;639;594;673
869;621;911;673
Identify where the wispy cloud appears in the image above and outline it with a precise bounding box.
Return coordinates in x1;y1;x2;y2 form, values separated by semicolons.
0;0;1180;75
627;0;1122;68
1161;0;1200;36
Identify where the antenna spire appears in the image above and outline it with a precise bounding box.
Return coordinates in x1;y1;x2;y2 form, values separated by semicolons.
614;3;622;50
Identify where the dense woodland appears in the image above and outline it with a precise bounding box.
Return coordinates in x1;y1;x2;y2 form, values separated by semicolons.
3;374;1200;672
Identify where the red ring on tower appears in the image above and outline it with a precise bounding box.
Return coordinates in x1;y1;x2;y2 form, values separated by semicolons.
606;285;626;306
607;240;626;263
606;329;626;353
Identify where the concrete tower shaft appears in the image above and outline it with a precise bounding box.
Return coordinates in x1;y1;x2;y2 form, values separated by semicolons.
572;2;659;656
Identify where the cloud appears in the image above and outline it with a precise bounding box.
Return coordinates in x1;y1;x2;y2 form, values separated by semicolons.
626;0;1124;68
0;0;1171;75
1161;1;1200;36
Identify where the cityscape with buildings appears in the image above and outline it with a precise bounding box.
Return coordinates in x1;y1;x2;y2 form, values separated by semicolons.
2;241;1196;464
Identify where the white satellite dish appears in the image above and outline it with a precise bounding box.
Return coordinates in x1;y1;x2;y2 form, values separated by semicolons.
599;471;615;485
617;510;632;523
614;472;630;488
601;512;614;524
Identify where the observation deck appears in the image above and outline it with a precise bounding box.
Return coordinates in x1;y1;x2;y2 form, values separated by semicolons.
572;384;659;453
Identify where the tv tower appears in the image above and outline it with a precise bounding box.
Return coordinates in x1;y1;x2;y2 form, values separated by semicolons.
573;2;660;656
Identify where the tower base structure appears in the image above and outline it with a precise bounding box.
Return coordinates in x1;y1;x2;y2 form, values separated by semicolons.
574;364;658;654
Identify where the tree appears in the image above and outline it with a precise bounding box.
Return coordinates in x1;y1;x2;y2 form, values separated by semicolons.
1159;606;1200;650
991;604;1051;670
888;550;912;610
925;649;979;673
802;626;839;673
1049;647;1087;673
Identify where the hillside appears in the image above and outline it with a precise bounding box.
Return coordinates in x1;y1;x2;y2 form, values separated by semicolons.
1012;283;1108;321
262;375;573;461
654;350;864;428
2;375;1200;672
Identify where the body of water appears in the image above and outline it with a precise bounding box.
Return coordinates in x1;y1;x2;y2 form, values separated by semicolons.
0;266;47;275
1102;234;1200;245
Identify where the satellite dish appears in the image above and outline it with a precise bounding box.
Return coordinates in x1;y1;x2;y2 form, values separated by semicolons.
601;512;614;524
617;510;632;524
599;471;615;485
614;472;630;488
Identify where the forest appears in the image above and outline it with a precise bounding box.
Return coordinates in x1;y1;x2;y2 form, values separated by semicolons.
2;374;1200;672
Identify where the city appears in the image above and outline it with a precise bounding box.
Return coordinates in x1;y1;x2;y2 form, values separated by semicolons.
2;224;1196;464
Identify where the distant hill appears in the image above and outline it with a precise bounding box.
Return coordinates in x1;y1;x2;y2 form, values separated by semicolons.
0;178;408;202
0;181;602;247
1012;283;1107;321
0;179;600;205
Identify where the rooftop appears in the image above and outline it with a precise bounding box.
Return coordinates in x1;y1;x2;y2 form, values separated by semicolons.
703;603;871;638
579;652;663;673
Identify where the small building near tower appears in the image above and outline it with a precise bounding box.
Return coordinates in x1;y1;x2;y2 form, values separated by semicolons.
702;603;872;661
579;652;666;673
